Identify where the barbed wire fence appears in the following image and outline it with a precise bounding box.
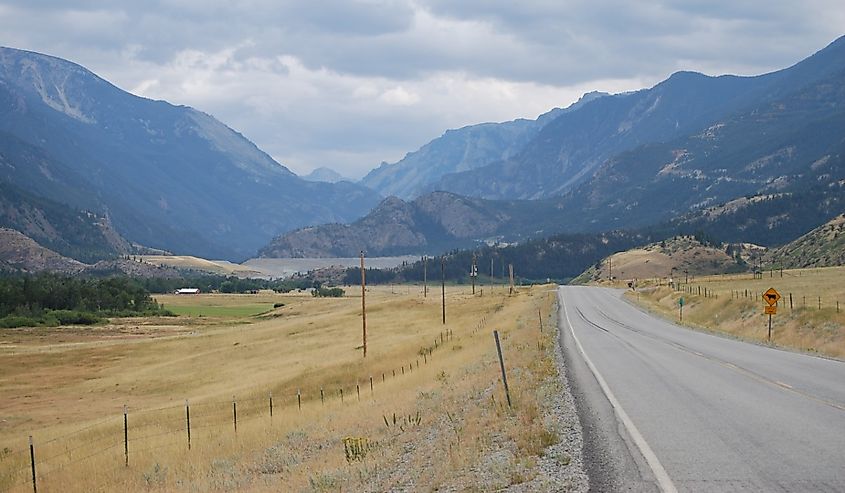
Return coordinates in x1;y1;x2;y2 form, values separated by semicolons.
0;322;474;493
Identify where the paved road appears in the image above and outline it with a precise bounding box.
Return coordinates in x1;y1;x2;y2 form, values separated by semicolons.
558;286;845;492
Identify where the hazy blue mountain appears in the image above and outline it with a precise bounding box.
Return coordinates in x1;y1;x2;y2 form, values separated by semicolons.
302;166;349;183
430;35;845;200
359;92;607;199
0;47;380;260
554;58;845;234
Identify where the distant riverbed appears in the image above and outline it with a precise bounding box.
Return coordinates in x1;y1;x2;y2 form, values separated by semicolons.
242;256;419;278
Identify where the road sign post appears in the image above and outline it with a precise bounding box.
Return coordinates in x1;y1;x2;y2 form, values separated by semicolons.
470;254;478;295
763;288;780;342
679;297;684;322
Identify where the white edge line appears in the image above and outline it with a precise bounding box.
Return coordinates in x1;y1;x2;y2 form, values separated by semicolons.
560;289;678;493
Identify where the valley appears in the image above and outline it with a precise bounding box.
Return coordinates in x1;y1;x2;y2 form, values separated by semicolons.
0;19;844;493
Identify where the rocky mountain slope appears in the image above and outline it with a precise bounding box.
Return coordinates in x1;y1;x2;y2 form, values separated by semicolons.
554;59;845;233
660;183;845;247
0;181;145;263
0;228;85;273
258;192;521;257
0;47;380;260
360;92;607;199
431;35;845;201
766;213;845;268
0;227;182;277
260;181;845;260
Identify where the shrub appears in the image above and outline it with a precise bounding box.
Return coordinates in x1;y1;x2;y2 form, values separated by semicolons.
51;310;103;325
312;287;344;298
0;316;39;328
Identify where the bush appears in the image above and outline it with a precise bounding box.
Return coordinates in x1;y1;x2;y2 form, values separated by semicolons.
51;310;103;325
0;310;104;328
0;315;39;328
312;287;344;298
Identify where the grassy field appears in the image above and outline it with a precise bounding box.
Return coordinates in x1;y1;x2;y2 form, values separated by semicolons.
625;266;845;358
0;284;570;491
158;292;280;318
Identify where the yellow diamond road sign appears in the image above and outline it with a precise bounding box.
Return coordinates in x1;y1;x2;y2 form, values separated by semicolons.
763;288;781;306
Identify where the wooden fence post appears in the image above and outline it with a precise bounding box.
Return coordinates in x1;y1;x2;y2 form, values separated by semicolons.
29;436;36;493
185;399;191;450
123;405;128;467
233;396;238;432
493;330;512;408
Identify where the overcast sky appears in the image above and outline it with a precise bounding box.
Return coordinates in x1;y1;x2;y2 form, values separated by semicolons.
1;1;843;179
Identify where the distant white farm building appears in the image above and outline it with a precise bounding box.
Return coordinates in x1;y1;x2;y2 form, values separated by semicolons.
175;288;200;295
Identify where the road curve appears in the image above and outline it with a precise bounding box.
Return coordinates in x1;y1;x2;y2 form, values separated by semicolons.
558;286;845;492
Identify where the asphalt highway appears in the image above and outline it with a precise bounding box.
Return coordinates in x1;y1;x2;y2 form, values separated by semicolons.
558;286;845;492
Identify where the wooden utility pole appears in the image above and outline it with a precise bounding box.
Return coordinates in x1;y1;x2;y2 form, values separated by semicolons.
490;256;494;292
360;251;367;358
508;263;515;295
608;256;612;281
441;256;446;325
423;256;428;298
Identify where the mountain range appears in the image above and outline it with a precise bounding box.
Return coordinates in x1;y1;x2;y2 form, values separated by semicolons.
365;36;845;204
0;47;380;261
3;36;845;269
359;92;606;199
265;35;845;258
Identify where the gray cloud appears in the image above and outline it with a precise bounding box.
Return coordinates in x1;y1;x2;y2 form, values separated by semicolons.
0;1;843;177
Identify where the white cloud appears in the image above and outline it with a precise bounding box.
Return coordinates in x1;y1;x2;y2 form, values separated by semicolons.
380;86;420;106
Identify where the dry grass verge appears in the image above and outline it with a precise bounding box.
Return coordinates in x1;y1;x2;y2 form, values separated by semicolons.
627;266;845;359
1;285;582;491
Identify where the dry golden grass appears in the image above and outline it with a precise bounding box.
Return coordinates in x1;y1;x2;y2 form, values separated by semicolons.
628;266;845;358
0;284;563;492
139;255;262;276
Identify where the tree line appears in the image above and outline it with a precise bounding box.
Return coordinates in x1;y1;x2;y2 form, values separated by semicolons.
0;273;171;328
135;276;315;294
0;272;326;328
342;230;654;285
